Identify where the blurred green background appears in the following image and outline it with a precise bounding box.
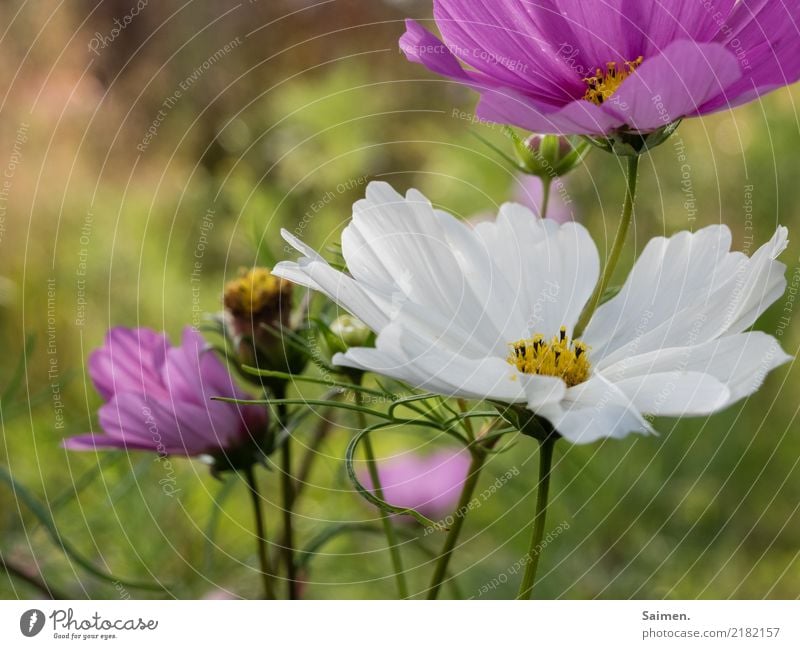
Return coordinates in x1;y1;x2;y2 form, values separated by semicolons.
0;0;798;599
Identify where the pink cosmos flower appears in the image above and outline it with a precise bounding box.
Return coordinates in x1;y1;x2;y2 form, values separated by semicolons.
64;327;266;458
361;449;471;520
401;0;800;135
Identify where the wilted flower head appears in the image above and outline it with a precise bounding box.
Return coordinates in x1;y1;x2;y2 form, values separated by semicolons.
223;267;307;382
360;449;470;520
224;267;293;340
64;327;267;460
401;0;800;136
275;182;791;444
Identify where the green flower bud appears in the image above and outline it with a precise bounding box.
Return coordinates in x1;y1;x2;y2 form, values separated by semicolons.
513;134;590;178
325;315;374;356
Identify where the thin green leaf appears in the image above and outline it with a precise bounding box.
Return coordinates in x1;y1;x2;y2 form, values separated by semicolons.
213;397;392;421
387;393;443;420
470;130;526;171
197;315;226;338
255;240;278;268
0;466;167;592
2;333;35;404
295;522;376;570
442;411;500;428
435;396;461;421
50;454;124;511
240;368;389;399
284;388;341;432
260;322;310;349
373;380;430;418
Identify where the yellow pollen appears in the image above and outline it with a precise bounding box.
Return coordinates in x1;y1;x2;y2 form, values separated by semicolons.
223;267;291;316
507;326;591;387
583;56;644;105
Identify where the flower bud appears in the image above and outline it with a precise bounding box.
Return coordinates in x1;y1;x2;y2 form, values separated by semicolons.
514;134;589;178
328;315;373;351
318;315;375;381
223;267;292;329
223;267;306;380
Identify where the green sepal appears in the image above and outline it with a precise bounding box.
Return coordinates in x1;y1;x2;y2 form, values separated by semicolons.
512;131;591;178
584;120;681;157
600;284;623;305
496;404;559;443
0;466;168;592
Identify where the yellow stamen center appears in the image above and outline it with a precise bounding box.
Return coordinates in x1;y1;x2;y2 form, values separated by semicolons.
507;326;591;387
583;57;644;105
223;267;291;316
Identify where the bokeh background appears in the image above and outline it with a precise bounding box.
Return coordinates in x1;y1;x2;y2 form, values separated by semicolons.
0;0;798;599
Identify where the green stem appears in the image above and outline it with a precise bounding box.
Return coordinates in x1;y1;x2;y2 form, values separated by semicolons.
356;391;409;599
279;421;298;599
540;177;552;220
272;382;298;600
574;154;640;337
426;443;490;600
244;465;276;600
456;398;475;441
516;436;556;600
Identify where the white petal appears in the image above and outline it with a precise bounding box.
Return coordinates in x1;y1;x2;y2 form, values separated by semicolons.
271;261;323;291
600;331;791;405
584;226;788;366
334;324;533;403
342;182;509;354
280;228;326;262
474;203;599;337
537;375;653;445
725;227;789;334
521;374;568;410
272;259;390;332
610;371;731;416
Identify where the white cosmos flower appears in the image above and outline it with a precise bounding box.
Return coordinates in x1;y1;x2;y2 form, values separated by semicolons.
273;182;791;444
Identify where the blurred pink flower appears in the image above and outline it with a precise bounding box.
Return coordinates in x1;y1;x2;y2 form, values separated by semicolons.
64;327;266;457
361;449;470;520
470;175;573;226
512;175;573;224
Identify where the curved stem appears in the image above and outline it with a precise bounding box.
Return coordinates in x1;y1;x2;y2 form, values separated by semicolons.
574;154;640;337
356;391;409;598
244;465;276;600
516;436;556;600
426;442;492;600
